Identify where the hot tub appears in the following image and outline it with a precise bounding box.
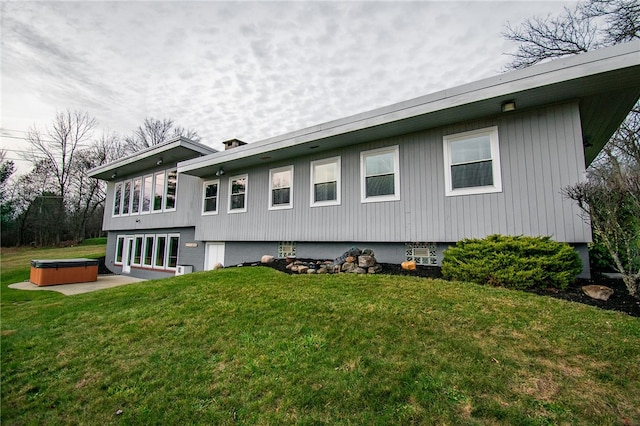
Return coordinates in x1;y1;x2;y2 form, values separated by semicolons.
30;258;99;286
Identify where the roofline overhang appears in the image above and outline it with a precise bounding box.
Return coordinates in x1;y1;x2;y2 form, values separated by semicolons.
178;40;640;178
88;136;217;180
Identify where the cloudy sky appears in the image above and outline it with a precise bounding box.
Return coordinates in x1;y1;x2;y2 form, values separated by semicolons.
1;1;575;174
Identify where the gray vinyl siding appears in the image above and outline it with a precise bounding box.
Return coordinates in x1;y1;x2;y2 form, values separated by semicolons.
102;170;202;232
194;102;591;244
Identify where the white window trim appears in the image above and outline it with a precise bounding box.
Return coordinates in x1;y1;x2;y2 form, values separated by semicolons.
154;234;168;269
114;235;125;265
202;179;220;215
228;174;248;214
360;145;400;203
131;177;142;215
132;235;144;267
166;233;180;270
310;156;341;207
113;182;123;217
140;174;153;215
142;234;155;267
269;165;294;210
121;179;132;216
164;169;178;212
152;171;165;213
443;126;502;197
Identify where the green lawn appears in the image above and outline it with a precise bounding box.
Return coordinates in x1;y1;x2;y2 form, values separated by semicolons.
1;246;639;425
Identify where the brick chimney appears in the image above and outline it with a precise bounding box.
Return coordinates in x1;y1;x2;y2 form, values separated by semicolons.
222;139;247;150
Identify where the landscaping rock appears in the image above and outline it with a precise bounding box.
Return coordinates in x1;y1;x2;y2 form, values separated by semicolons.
317;267;327;274
358;255;376;268
298;265;309;274
213;262;224;270
307;268;316;274
352;267;367;274
261;255;275;264
582;285;614;301
342;262;356;272
401;261;417;271
368;264;383;274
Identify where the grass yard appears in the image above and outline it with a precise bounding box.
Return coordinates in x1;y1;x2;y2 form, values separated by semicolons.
1;246;639;425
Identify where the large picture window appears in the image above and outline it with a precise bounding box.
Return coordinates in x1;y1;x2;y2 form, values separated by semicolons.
311;157;340;207
141;175;152;213
115;235;125;264
361;146;400;202
443;126;502;196
111;169;178;217
165;170;177;210
229;175;248;213
269;166;293;210
131;178;141;214
202;180;219;215
153;172;165;212
113;182;123;216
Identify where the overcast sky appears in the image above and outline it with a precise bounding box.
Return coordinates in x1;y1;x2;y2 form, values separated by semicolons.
1;1;575;174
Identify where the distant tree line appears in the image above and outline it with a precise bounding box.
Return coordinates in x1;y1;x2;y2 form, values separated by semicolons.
0;112;199;247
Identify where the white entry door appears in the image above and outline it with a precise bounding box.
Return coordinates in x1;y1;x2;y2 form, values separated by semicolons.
205;242;225;270
122;236;134;274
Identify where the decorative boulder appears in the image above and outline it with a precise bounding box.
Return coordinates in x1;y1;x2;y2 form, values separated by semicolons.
401;261;417;271
342;262;356;272
213;263;224;270
307;268;316;274
368;264;383;274
317;267;327;274
346;256;356;263
298;265;309;274
351;267;367;274
358;255;376;268
582;285;614;301
261;255;275;264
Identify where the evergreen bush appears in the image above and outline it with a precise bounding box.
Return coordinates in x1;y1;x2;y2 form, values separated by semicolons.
441;235;582;290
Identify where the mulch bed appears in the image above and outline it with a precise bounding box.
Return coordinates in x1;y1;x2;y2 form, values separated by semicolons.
257;259;640;318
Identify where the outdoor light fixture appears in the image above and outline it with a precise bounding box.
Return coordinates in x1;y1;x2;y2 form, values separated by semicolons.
501;101;516;112
156;158;163;166
216;168;225;177
111;173;117;179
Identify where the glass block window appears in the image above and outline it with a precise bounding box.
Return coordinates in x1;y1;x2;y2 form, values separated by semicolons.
278;241;296;258
405;242;437;265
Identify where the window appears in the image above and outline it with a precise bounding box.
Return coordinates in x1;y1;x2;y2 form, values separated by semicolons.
202;180;219;215
153;172;165;212
167;235;179;269
115;235;125;264
443;126;502;196
131;178;141;214
269;166;293;210
311;157;340;207
113;183;122;216
155;235;167;268
122;180;131;215
278;241;296;258
165;170;177;210
133;235;143;266
361;146;400;202
406;242;437;265
143;235;154;267
229;175;248;213
141;175;152;213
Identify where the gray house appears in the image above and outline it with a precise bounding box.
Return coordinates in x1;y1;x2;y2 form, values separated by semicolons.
89;41;640;280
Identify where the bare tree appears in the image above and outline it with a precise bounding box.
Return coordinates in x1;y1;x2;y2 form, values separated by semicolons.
25;110;97;204
124;117;201;153
565;173;640;297
67;132;125;240
502;0;639;70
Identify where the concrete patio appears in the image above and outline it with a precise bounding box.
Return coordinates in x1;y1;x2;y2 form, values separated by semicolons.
8;274;145;295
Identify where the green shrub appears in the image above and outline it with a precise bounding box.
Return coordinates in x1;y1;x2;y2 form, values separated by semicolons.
441;235;582;290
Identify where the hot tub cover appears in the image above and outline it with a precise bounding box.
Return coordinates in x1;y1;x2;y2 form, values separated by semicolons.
31;258;99;269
